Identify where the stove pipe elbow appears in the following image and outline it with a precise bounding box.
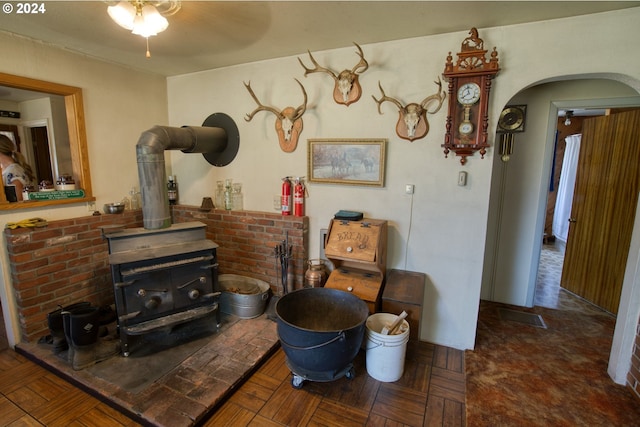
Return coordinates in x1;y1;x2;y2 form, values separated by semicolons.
136;113;240;230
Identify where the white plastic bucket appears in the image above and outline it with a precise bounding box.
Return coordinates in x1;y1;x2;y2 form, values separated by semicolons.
364;313;410;382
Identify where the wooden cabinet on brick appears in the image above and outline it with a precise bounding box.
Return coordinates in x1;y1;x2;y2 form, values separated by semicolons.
382;269;425;340
324;218;387;313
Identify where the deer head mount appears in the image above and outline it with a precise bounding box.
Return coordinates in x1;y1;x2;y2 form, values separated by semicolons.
298;42;368;107
244;79;308;153
372;77;446;142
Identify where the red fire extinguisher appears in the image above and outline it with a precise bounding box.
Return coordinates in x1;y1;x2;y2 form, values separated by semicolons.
281;177;292;215
293;177;305;217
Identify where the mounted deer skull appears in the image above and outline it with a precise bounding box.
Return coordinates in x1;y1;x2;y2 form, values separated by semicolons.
298;42;368;106
372;77;446;142
244;79;308;153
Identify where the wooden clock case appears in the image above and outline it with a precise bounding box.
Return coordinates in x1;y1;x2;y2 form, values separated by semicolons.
442;28;500;165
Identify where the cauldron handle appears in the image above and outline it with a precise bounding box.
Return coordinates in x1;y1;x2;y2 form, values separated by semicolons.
280;331;345;351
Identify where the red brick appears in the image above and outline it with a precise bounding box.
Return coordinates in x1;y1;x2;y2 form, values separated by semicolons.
46;235;76;246
13;276;50;292
15;258;49;272
9;241;47;254
62;224;90;235
30;228;64;241
8;252;33;263
14;269;38;282
36;263;67;276
33;245;66;258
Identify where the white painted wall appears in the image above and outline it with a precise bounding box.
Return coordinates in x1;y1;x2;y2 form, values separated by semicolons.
167;8;640;351
167;33;492;350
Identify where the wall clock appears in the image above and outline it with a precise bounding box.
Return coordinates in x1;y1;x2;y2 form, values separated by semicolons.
442;28;500;165
497;105;526;133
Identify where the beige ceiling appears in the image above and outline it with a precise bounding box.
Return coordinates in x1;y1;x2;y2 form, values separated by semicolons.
1;1;638;77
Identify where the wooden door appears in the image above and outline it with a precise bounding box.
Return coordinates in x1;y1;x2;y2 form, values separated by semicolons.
30;126;53;183
561;110;640;314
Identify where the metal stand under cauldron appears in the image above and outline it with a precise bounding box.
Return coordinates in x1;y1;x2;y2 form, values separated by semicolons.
286;357;355;389
275;288;369;389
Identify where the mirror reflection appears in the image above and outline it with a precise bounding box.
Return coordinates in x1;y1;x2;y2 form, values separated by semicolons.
0;87;71;196
0;73;93;209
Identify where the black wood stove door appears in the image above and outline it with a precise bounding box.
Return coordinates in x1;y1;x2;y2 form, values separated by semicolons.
113;250;217;326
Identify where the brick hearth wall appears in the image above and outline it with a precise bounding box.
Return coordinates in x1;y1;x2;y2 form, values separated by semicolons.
172;206;308;291
4;207;308;343
4;210;143;343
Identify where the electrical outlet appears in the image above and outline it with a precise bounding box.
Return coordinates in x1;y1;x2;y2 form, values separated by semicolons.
405;184;414;194
87;201;96;212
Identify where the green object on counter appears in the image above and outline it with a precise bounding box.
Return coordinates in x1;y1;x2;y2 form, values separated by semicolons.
28;189;85;200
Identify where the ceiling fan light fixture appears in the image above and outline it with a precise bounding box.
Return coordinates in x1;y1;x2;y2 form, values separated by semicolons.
108;1;175;37
107;1;136;30
140;4;169;33
107;1;179;57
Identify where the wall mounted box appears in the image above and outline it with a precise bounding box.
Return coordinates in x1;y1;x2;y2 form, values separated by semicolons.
382;269;425;340
324;218;387;313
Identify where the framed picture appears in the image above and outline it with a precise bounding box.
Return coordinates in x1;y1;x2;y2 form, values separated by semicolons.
307;138;387;186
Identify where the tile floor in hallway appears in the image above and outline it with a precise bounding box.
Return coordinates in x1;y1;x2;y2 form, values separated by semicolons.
534;239;565;309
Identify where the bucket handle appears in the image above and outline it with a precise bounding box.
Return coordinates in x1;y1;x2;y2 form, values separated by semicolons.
280;331;345;351
365;341;382;350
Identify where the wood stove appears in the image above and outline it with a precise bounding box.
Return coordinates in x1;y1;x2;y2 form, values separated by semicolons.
104;221;219;356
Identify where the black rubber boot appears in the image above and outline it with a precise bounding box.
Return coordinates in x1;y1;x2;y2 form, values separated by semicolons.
47;302;91;354
63;306;119;370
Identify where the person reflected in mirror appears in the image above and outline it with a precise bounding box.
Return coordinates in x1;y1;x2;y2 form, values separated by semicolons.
0;134;35;201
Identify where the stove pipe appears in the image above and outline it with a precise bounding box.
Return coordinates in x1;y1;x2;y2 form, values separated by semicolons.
136;113;240;230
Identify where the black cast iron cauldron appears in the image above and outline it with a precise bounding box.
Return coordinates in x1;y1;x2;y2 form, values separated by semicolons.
275;288;369;387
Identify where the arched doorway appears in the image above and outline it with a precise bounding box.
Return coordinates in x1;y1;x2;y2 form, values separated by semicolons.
482;77;640;384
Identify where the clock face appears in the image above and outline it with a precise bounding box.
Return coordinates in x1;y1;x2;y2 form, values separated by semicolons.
459;121;474;135
498;106;526;132
457;82;481;105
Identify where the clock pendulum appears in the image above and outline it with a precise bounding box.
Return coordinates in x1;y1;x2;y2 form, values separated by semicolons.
459;106;474;139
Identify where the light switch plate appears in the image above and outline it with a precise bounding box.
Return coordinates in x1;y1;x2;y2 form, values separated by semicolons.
458;171;467;186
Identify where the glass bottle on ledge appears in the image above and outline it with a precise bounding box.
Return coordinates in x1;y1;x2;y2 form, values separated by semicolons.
224;178;233;210
129;186;141;210
167;175;178;205
215;180;224;209
232;182;243;210
121;196;131;210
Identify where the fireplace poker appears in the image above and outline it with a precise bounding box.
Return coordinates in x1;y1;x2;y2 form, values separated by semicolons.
274;231;293;296
268;243;286;322
274;245;283;296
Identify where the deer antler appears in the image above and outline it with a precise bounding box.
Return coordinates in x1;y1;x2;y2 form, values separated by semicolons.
244;81;285;121
372;81;404;114
298;51;338;80
290;79;308;121
351;43;368;74
298;42;368;79
420;77;446;114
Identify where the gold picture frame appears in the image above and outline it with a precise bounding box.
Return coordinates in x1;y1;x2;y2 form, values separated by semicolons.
307;138;386;186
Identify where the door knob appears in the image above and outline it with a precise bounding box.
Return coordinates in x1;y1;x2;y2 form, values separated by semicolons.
568;218;577;223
